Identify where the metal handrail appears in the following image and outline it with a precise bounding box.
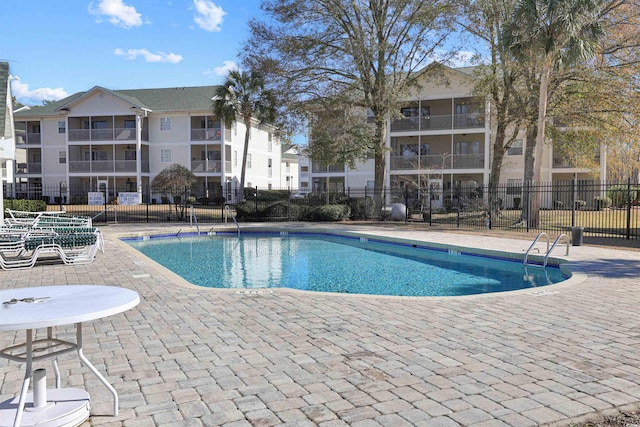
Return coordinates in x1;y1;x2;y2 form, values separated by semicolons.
92;206;117;223
224;205;240;237
190;205;200;235
523;232;549;265
543;234;570;267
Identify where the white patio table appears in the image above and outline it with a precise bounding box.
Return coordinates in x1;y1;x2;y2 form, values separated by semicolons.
0;285;140;427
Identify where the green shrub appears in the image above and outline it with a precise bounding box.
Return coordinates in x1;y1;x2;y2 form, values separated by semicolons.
3;199;47;212
348;197;375;220
593;196;612;210
243;188;289;202
574;200;586;210
607;185;639;207
288;204;311;221
308;204;351;221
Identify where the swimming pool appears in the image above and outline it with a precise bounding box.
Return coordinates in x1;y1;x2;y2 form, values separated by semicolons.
123;232;567;296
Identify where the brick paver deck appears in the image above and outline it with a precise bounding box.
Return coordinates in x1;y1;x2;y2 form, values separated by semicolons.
1;223;639;426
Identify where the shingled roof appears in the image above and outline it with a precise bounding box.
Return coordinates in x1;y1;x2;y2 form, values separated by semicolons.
14;85;220;117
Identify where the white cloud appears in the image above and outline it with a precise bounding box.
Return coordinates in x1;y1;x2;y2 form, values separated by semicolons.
193;0;225;32
114;48;183;63
88;0;144;29
10;77;68;105
204;60;237;77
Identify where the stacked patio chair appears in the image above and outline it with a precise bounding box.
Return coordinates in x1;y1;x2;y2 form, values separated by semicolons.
0;210;102;270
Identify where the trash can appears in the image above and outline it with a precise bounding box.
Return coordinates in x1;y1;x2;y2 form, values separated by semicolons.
571;226;584;246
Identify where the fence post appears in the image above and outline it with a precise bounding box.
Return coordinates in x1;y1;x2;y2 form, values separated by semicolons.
525;181;530;232
404;186;409;223
146;185;150;223
364;186;368;220
254;186;258;220
59;182;64;211
571;179;576;228
488;181;492;230
627;177;632;240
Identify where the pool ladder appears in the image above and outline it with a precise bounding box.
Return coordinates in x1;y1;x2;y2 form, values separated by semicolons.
524;232;570;268
224;205;240;237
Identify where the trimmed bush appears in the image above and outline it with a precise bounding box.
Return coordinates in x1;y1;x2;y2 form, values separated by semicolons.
243;188;289;202
593;196;612;210
308;204;351;221
3;199;47;212
607;185;639;208
348;197;375;220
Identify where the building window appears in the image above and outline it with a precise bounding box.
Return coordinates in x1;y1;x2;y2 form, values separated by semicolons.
124;120;136;129
161;149;172;163
59;151;66;164
247;154;252;169
58;120;66;134
268;158;273;178
507;139;523;156
233;151;237;167
160;117;171;131
301;166;308;172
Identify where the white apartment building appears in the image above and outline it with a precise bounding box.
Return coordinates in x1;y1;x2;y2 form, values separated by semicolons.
12;85;281;204
304;65;606;209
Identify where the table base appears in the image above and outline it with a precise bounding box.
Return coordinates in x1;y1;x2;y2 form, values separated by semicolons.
0;388;90;427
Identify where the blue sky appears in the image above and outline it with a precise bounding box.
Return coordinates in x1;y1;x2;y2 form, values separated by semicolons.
2;0;261;105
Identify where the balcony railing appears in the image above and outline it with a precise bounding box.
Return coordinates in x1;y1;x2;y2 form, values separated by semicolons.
390;155;450;170
389;154;483;170
15;163;42;174
68;160;145;173
312;164;344;173
452;153;484;169
15;133;42;145
390;113;484;132
191;160;222;172
68;128;143;142
190;129;222;141
454;113;484;129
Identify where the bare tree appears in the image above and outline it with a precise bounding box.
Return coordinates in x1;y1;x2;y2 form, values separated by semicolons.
244;0;456;211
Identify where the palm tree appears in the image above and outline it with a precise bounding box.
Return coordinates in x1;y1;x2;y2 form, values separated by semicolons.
504;0;605;226
212;70;277;200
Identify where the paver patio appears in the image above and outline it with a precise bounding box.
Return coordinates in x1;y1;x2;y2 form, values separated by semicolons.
1;223;639;426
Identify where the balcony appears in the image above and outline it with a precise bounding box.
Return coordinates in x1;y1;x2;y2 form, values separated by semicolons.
390;155;450;170
390;113;484;132
191;160;222;172
15;162;42;174
312;163;344;173
191;128;222;142
452;154;484;169
68;127;147;142
15;133;41;145
454;113;484;129
68;160;141;173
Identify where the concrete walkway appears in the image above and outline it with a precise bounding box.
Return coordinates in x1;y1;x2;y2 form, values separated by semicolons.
1;223;640;426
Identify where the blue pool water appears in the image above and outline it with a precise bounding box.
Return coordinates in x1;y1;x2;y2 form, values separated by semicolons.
124;233;566;296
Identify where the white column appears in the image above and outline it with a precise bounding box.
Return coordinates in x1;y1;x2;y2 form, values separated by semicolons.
136;114;142;200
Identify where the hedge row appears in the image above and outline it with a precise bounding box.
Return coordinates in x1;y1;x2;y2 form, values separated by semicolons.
236;201;352;221
3;199;48;212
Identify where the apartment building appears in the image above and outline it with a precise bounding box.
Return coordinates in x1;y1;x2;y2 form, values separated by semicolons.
305;65;606;209
12;85;281;203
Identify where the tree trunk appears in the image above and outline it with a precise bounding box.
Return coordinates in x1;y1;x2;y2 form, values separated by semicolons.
529;60;552;227
520;123;537;224
373;118;387;215
239;122;251;201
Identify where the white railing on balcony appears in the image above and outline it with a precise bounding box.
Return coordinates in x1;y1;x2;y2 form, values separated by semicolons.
68;127;139;142
390;155;450;170
453;113;484;129
15;133;42;145
191;160;222;172
452;153;484;169
115;160;137;172
191;129;222;141
68;160;138;173
15;163;42;174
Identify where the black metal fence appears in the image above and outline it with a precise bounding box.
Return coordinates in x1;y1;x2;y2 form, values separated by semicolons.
3;180;639;241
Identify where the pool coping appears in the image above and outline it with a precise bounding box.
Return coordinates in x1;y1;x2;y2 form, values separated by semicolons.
113;224;589;300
